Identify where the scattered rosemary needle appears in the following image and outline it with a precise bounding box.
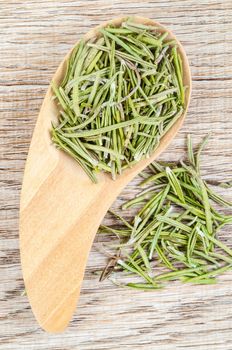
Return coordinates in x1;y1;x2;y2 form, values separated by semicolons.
51;19;185;182
98;135;232;290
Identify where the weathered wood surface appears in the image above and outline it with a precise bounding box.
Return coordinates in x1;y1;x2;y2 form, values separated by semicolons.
0;0;232;349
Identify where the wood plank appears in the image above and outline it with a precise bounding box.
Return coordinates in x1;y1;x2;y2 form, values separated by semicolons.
0;0;232;348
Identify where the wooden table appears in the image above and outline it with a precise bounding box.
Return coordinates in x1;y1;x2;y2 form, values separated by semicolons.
0;1;232;349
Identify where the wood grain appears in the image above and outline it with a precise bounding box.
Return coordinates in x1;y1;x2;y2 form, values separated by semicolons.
0;0;232;348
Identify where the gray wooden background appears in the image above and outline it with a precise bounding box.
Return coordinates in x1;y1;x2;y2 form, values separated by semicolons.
0;0;232;349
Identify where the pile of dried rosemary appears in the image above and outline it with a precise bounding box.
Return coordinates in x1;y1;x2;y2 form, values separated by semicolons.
99;135;232;289
51;19;185;182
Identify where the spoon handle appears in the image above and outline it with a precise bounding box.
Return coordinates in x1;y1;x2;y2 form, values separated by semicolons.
20;140;122;332
20;160;121;331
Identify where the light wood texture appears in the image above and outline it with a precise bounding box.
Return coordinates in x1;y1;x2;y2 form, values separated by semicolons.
0;0;232;348
20;16;191;332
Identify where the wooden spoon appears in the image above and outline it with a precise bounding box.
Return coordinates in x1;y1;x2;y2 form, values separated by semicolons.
20;16;191;333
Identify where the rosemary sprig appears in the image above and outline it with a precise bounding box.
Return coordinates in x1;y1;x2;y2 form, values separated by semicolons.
51;18;186;182
99;134;232;290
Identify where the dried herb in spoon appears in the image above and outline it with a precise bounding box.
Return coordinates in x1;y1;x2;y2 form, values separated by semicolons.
98;135;232;289
51;19;185;182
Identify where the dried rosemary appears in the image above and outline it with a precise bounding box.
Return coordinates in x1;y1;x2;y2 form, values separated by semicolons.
98;135;232;289
51;19;185;182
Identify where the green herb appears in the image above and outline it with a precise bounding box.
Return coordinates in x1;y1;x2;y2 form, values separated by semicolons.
99;135;232;290
51;18;186;182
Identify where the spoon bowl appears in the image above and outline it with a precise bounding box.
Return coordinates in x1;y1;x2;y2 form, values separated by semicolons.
20;16;191;332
